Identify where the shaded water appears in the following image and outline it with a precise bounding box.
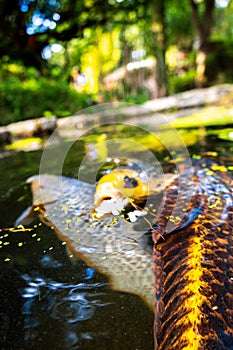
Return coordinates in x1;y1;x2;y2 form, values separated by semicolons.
0;120;233;350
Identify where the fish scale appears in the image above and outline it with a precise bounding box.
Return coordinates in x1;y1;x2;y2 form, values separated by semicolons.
152;162;233;349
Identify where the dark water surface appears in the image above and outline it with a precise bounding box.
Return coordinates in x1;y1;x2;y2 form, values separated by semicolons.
0;121;233;350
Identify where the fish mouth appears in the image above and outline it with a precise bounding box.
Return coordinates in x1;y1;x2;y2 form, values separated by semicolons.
94;194;129;218
94;190;122;207
97;196;112;203
94;179;125;208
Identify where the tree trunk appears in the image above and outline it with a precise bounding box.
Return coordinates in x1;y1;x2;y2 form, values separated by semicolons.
190;0;215;86
151;0;168;97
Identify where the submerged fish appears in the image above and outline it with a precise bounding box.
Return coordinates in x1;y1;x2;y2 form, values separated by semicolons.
17;159;233;349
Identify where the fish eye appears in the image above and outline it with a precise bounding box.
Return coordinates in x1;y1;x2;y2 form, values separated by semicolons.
124;176;138;188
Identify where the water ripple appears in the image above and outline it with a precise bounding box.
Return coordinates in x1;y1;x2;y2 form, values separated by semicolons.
20;273;109;346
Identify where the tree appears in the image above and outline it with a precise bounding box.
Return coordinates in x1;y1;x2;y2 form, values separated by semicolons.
150;0;168;97
190;0;215;86
0;0;143;69
0;0;47;69
144;0;193;96
0;0;231;95
190;0;215;51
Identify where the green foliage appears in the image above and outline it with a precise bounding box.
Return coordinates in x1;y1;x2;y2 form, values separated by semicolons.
168;69;196;94
166;0;194;47
205;40;233;83
0;76;92;126
1;0;233;112
123;89;149;105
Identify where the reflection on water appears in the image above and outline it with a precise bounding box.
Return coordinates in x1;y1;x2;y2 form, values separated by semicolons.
0;221;154;350
0;123;233;349
21;274;110;348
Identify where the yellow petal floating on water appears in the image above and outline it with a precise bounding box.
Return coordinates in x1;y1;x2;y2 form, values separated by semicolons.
60;204;69;215
192;155;201;159
205;151;218;157
4;258;11;262
211;164;227;172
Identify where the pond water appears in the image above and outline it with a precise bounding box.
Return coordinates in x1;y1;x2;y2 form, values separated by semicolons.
0;115;233;350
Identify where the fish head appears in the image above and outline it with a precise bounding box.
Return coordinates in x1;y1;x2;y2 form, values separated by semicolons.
94;168;175;219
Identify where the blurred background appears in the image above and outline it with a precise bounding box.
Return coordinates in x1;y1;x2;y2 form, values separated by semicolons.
1;0;233;126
